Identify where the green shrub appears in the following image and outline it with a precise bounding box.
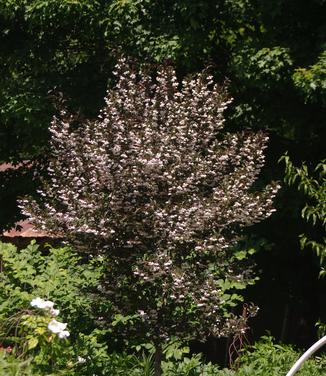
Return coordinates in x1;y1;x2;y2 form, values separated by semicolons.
221;336;326;376
0;349;33;376
141;336;326;376
0;240;105;329
1;241;324;376
0;240;109;375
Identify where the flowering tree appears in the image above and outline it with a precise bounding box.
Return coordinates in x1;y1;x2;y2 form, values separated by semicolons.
21;59;279;375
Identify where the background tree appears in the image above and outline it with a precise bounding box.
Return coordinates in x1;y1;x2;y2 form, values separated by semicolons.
282;156;326;338
1;0;325;348
21;60;279;374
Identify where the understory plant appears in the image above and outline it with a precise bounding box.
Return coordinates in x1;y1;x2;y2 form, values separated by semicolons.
0;245;323;376
0;348;33;376
281;156;326;336
21;59;280;375
88;336;326;376
282;155;326;277
0;241;109;375
224;336;326;376
0;241;104;332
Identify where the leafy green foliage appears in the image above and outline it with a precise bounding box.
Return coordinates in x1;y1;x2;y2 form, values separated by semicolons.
108;336;326;376
1;0;324;164
0;349;33;376
8;309;74;374
0;241;114;375
293;51;326;105
227;336;326;376
281;155;326;337
281;155;326;276
0;246;325;376
231;46;293;89
0;241;105;328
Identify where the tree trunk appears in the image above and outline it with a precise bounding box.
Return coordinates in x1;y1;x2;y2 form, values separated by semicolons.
154;345;162;376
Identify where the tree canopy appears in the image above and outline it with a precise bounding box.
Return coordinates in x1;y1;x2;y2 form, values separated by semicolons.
0;0;325;346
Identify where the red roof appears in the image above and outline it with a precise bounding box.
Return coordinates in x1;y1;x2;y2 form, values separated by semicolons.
1;162;48;238
2;220;49;238
0;161;32;172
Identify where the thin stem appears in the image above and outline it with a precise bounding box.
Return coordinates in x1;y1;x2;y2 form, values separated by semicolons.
154;345;162;376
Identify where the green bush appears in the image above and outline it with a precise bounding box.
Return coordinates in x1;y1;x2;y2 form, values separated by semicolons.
0;240;105;328
0;349;33;376
146;336;326;376
1;242;324;375
219;336;326;376
0;240;110;375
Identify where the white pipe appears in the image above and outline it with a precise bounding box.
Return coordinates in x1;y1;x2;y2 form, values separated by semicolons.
286;335;326;376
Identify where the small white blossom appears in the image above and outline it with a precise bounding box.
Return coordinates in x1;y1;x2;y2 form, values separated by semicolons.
48;319;68;335
50;308;60;317
30;297;54;310
58;330;70;339
77;356;87;364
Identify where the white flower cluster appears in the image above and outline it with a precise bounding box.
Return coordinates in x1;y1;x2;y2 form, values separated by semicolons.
47;319;70;339
30;297;69;339
30;297;59;316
